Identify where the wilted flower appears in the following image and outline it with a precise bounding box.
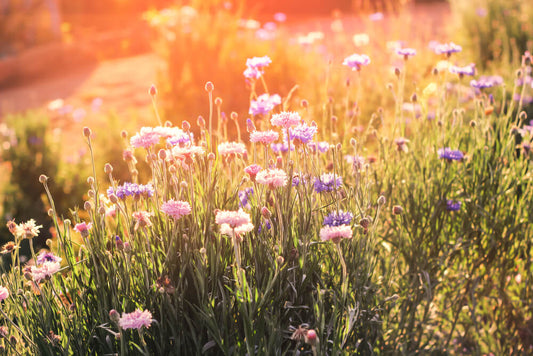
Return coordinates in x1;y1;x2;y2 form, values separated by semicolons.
438;148;464;161
314;173;342;193
15;219;43;239
343;53;371;71
133;211;153;230
119;309;153;330
271;111;301;129
256;169;288;189
161;200;192;220
319;225;352;243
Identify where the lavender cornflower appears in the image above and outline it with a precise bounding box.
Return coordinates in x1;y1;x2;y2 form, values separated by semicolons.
36;251;62;265
107;182;155;200
438;148;464;161
249;94;282;116
396;47;417;59
343;53;371;71
446;200;462;211
288;123;318;144
433;42;462;56
470;75;503;89
314;173;343;193
449;64;476;77
238;188;254;209
323;210;354;227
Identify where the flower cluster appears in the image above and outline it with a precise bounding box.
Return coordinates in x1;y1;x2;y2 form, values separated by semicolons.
107;182;155;200
244;56;272;79
446;200;462;211
288;123;318;144
438;148;464;161
314;173;343;193
323;210;354;227
249;94;281;116
161;200;192;220
119;309;153;330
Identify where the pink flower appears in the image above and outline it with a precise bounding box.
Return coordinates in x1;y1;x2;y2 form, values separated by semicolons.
0;286;9;301
14;219;42;239
215;209;251;228
161;200;192;220
271;112;301;129
130;127;161;149
244;164;262;181
74;222;92;238
133;211;153;230
319;225;352;243
256;169;288;189
219;222;254;237
31;261;61;282
119;309;153;330
250;130;279;144
171;145;205;159
218;142;247;156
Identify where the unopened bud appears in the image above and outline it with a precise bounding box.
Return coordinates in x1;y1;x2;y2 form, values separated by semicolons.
230;112;238;121
84;201;92;211
87;176;94;185
378;195;386;205
205;81;214;92
214;97;222;106
394;68;401;77
149;84;157;97
104;163;113;174
39;174;48;184
83;127;92;138
301;99;308;108
261;207;271;219
197;116;206;128
208;152;216;161
109;309;120;323
276;255;284;265
182;120;191;132
158;149;167;160
392;205;403;215
305;329;318;346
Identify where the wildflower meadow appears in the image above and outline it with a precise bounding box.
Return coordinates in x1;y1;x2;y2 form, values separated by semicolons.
0;0;532;355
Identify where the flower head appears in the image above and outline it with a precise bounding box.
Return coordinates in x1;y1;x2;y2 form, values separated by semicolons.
130;127;161;149
446;200;462;211
119;309;153;330
433;42;462;56
314;173;343;193
133;211;153;230
36;251;62;265
0;286;9;301
107;183;154;200
249;129;278;145
323;210;354;227
343;53;371;71
215;209;252;229
249;94;282;116
244;164;262;181
320;225;353;243
74;222;92;237
256;169;288;189
438;148;464;161
394;137;410;152
31;261;61;282
218;142;247;157
14;219;42;239
271;111;301;129
449;64;476;77
238;187;254;209
161;200;192;220
219;222;254;237
470;75;503;89
246;56;272;70
396;47;416;58
288;123;318;144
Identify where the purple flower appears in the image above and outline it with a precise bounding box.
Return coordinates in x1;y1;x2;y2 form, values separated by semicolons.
323;210;354;227
449;64;476;77
396;47;417;58
107;182;155;199
314;173;342;193
433;42;462;55
369;12;384;21
446;200;462;211
307;141;330;154
271;141;294;153
238;188;254;209
288;123;318;144
249;94;281;116
273;12;287;22
36;251;61;265
244;67;262;79
343;53;371;71
438;148;464;161
470;75;503;89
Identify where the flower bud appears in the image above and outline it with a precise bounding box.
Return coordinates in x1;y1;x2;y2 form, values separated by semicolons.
158;149;167;160
205;81;214;92
305;329;318;346
197;116;206;128
392;205;403;215
149;84;157;97
230;112;238;121
109;309;120;323
104;163;113;174
276;255;284;265
182;120;191;132
378;195;386;206
38;174;48;184
261;207;271;219
83;127;92;138
84;201;92;211
87;176;94;185
214;97;222;106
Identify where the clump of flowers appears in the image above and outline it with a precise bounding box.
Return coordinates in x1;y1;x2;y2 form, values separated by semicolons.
161;200;192;220
343;53;371;71
446;200;462;211
256;169;288;189
438;148;464;161
118;309;153;330
314;173;343;193
244;55;272;79
30;260;61;283
107;182;154;200
288;123;318;145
